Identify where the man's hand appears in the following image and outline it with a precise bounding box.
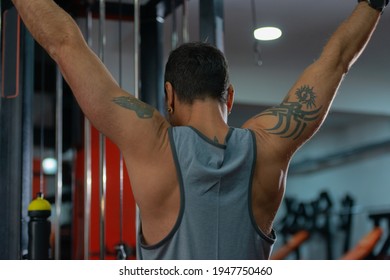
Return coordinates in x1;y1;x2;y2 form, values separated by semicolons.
359;0;389;12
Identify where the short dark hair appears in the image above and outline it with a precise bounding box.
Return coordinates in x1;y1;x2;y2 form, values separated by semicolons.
164;42;230;104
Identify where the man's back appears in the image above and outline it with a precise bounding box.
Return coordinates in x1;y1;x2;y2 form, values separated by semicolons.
137;126;275;259
12;0;384;260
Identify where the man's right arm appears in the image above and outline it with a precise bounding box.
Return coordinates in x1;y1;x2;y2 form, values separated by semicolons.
243;2;384;234
244;2;382;161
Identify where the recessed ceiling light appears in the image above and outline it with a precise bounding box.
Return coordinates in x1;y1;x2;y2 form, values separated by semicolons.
254;27;282;41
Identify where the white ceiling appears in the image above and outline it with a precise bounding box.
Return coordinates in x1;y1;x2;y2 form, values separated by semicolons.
182;0;390;117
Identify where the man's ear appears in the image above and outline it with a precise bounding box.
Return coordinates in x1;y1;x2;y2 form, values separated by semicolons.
227;84;235;114
165;82;175;111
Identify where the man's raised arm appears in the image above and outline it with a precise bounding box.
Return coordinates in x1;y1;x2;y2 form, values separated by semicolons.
244;1;384;158
12;0;169;158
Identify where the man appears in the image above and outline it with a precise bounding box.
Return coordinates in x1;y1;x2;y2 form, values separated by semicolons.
12;0;387;259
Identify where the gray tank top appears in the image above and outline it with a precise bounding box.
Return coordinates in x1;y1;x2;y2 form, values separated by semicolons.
137;126;276;260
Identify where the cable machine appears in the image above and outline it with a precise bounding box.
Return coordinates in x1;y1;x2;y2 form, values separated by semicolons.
0;1;34;260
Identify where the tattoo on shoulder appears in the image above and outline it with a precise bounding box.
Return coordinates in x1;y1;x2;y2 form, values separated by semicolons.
112;96;154;119
256;85;322;140
213;136;219;144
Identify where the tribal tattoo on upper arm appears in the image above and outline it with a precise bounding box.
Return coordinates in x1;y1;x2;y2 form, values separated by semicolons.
256;85;323;140
112;96;154;119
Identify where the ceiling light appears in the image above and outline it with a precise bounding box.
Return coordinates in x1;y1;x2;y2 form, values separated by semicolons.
254;27;282;41
42;157;57;175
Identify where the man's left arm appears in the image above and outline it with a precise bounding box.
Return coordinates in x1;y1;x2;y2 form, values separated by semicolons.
12;0;170;158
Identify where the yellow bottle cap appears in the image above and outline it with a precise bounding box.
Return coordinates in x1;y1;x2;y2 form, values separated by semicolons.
28;192;51;212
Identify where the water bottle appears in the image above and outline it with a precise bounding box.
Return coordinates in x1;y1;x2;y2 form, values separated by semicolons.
28;192;51;260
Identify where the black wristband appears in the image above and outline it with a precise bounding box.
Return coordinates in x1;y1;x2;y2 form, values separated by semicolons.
358;0;389;12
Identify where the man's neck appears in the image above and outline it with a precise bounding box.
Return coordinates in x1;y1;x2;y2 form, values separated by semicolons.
178;99;230;143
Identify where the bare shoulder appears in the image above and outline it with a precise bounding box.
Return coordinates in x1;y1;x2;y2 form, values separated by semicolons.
109;94;171;158
242;115;292;162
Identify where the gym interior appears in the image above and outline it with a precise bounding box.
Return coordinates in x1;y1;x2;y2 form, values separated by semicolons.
1;0;390;260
